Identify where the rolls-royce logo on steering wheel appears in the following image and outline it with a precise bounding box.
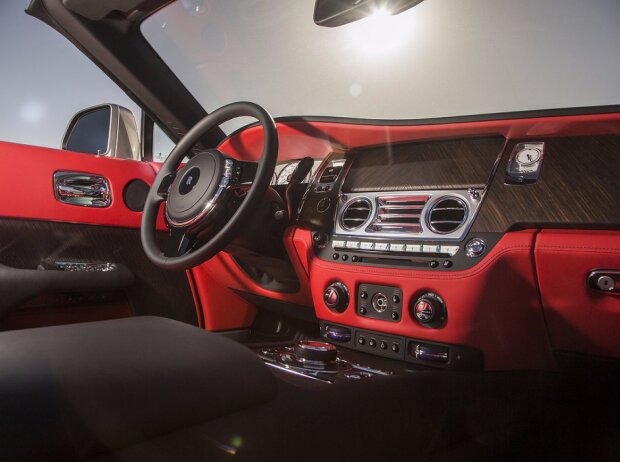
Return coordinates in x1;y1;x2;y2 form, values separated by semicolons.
179;167;201;195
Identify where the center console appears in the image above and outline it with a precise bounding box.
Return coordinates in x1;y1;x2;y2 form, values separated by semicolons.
293;136;512;372
299;136;506;272
258;340;408;384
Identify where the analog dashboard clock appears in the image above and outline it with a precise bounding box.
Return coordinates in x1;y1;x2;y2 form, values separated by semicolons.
505;142;545;183
515;146;542;166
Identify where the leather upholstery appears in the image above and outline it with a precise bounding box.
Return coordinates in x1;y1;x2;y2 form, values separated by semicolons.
0;316;277;461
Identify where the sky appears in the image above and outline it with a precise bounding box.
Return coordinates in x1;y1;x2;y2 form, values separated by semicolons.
0;1;141;149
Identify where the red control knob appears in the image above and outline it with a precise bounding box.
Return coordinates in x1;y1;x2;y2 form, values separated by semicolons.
323;282;349;313
411;292;446;328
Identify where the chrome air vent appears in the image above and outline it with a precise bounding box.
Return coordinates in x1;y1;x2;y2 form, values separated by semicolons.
367;195;429;234
334;189;481;241
427;196;468;234
340;198;372;230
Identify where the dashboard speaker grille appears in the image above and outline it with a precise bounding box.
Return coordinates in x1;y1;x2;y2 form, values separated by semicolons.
428;197;468;234
367;195;429;233
340;198;372;230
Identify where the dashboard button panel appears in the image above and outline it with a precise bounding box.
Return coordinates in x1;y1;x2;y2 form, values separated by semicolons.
355;330;405;360
358;284;402;322
331;239;460;257
317;233;501;272
320;322;483;370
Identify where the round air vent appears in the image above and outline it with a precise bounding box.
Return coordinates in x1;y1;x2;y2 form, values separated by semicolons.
427;196;468;234
340;198;372;231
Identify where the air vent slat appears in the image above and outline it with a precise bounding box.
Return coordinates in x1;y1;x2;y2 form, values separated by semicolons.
341;198;372;231
377;196;427;204
379;205;425;210
379;213;421;219
428;197;468;234
372;224;422;232
366;195;430;234
377;222;422;228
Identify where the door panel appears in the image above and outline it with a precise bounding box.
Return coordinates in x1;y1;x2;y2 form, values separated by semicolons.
0;142;197;328
535;230;620;359
0;141;156;228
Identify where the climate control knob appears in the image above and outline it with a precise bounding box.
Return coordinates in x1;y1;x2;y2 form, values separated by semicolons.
323;282;349;313
410;292;446;328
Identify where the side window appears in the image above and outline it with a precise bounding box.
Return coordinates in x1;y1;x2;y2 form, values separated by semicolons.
153;124;176;163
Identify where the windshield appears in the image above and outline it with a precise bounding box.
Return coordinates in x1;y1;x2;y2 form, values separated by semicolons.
141;0;620;134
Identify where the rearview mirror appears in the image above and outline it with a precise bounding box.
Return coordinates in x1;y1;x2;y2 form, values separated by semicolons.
62;104;140;160
314;0;425;27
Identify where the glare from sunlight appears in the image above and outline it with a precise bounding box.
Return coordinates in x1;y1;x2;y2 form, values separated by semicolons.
345;6;413;56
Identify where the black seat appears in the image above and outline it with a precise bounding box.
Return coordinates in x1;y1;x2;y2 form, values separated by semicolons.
0;316;277;461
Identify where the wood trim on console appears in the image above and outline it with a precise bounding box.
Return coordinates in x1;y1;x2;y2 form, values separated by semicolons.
473;135;620;232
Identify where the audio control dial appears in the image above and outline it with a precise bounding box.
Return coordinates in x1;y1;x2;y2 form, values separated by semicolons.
324;282;350;313
411;292;446;328
295;340;337;363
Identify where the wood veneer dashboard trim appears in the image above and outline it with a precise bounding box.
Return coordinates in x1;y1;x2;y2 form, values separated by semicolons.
472;134;620;233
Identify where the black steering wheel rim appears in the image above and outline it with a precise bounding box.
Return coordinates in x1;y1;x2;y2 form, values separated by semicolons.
141;101;278;271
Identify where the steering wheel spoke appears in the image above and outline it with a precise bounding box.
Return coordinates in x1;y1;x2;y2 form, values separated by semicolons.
156;172;177;199
174;230;197;257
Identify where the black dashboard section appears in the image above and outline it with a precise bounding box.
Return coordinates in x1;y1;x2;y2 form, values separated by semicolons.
320;321;483;370
342;136;504;192
473;134;620;232
297;152;347;231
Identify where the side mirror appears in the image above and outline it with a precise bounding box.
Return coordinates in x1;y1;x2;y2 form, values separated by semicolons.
62;104;140;160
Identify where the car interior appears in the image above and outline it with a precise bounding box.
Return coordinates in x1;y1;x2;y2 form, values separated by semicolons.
1;0;619;461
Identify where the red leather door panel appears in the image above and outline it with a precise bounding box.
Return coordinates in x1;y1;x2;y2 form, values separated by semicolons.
535;230;620;358
0;141;157;228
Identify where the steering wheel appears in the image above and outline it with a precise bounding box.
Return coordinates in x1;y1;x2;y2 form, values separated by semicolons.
141;102;278;271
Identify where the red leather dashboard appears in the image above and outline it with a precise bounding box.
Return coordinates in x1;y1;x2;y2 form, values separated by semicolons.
195;111;620;369
536;230;620;359
2;112;618;370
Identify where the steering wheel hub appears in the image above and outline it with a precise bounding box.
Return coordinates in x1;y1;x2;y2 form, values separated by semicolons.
165;149;228;227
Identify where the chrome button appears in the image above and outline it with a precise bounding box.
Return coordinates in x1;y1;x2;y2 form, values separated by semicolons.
465;238;486;258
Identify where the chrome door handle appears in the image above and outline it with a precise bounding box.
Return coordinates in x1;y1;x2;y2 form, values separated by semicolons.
587;269;620;293
53;171;111;208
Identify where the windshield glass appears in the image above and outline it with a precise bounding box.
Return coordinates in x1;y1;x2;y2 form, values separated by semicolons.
141;0;620;134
